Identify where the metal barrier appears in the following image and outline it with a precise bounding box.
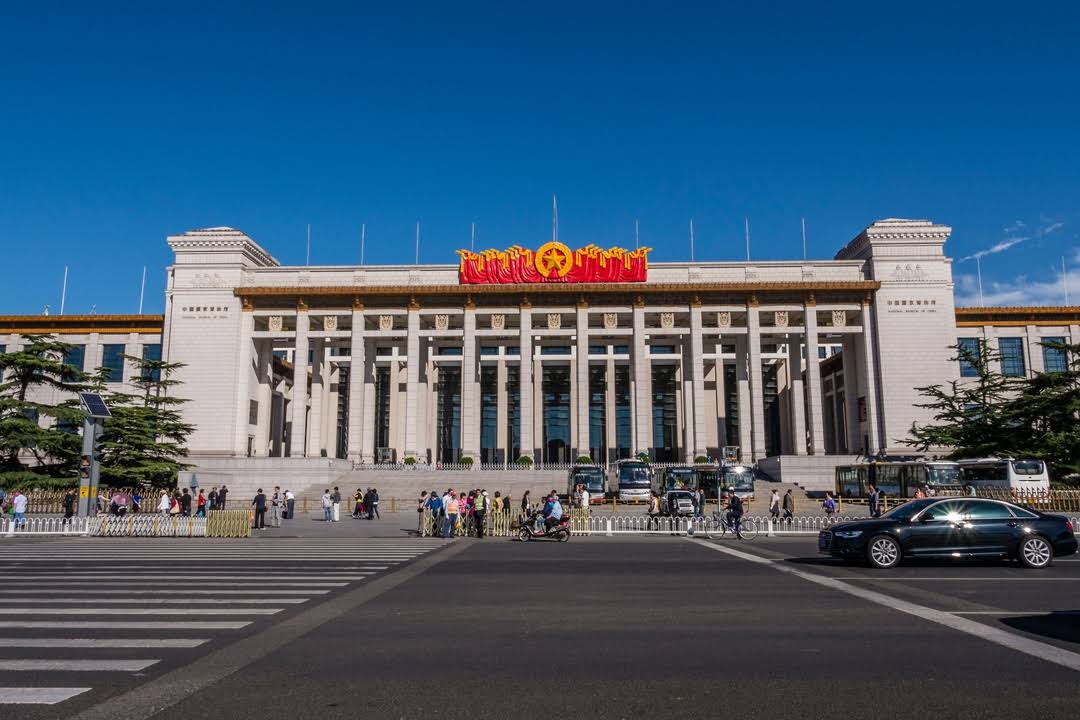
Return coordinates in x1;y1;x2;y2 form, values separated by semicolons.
566;513;860;536
2;516;90;537
206;510;252;538
419;508;518;537
89;514;207;538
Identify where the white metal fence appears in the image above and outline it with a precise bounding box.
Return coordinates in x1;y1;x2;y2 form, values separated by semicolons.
2;515;208;538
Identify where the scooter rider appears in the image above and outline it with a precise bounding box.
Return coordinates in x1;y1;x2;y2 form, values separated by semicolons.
542;493;564;532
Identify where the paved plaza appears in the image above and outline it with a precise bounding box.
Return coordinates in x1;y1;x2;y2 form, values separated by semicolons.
1;532;1079;719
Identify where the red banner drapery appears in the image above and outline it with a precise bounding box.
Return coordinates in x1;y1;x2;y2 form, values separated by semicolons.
457;242;651;284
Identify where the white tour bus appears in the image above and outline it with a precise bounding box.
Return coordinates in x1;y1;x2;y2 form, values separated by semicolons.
957;458;1051;494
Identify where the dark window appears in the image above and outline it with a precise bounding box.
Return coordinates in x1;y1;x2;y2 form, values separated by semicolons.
101;344;125;382
817;346;827;360
957;337;980;377
588;345;607;354
480;366;498;463
540;346;570;355
651;345;676;354
721;343;736;354
613;345;629;354
504;346;519;356
919;500;964;521
614;365;631;460
436;346;462;356
542;366;571;463
248;399;258;426
959;501;1014;520
588;366;606;463
724;363;739;449
436;367;461;463
652;365;678;461
64;344;85;371
506;365;520;459
999;337;1026;377
374;366;391;454
479;346;499;356
1041;337;1067;373
141;344;161;381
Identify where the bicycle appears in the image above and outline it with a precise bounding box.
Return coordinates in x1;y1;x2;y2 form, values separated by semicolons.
710;510;757;540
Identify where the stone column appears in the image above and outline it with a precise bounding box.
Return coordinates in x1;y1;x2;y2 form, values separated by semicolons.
234;309;255;456
307;337;324;457
734;336;752;464
255;339;273;456
361;338;376;463
404;300;421;459
575;300;590;457
688;302;706;459
289;303;309;457
860;298;881;452
803;300;826;455
461;301;479;460
746;300;765;461
787;335;807;455
518;303;534;461
347;302;365;462
632;298;652;457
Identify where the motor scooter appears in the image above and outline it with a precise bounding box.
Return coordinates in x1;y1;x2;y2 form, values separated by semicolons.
517;512;570;542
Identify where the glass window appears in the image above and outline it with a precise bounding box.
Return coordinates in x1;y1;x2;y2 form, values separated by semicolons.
64;344;85;371
957;337;980;377
1041;337;1067;373
1011;460;1044;476
504;346;519;355
588;345;607;354
651;345;676;354
817;346;827;359
919;500;964;521
588;366;606;463
101;344;125;382
999;337;1026;376
614;365;631;459
479;367;498;463
540;346;571;355
613;345;629;354
479;346;499;356
506;365;521;459
959;501;1014;520
436;346;462;356
141;343;161;382
436;367;462;463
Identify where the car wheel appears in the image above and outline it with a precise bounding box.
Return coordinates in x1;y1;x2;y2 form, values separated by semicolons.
867;535;901;569
1018;536;1053;569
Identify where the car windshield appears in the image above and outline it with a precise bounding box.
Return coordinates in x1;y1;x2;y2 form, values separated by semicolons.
881;498;937;521
1011;460;1044;476
723;467;755;492
927;464;961;486
664;468;697;490
619;465;650;487
572;469;604;492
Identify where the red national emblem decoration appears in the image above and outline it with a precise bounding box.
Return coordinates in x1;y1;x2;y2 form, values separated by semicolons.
457;242;651;284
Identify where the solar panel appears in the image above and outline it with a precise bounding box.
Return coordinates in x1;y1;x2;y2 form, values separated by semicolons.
79;392;112;418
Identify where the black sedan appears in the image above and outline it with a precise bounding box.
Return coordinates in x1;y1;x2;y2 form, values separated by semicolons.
819;498;1077;569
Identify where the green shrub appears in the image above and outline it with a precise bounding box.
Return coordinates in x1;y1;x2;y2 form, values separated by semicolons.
575;455;592;464
694;455;710;464
460;456;474;466
637;452;651;463
516;455;533;466
403;456;416;465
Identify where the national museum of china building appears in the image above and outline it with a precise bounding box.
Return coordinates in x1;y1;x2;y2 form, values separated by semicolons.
3;218;1078;487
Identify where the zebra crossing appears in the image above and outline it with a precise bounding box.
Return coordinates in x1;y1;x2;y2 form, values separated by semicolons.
0;538;440;711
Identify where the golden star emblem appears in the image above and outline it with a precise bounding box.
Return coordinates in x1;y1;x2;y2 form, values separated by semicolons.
534;241;574;278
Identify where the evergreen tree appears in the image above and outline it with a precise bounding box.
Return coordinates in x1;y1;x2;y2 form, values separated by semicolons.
904;339;1020;459
0;335;87;488
95;354;194;488
1002;340;1080;477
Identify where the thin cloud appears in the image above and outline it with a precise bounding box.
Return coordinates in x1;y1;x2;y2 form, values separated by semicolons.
955;265;1077;307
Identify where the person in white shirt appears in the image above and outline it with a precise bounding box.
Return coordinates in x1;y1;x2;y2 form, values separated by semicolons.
157;490;171;517
12;491;28;528
321;490;333;522
579;486;591;510
284;489;295;520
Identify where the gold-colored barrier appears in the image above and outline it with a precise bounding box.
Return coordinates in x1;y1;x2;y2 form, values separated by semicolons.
206;510;252;538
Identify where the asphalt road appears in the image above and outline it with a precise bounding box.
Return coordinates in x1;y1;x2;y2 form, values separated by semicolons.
4;534;1080;719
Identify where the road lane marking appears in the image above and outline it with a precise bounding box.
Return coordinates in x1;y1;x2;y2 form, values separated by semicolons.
0;608;281;615
0;688;90;704
953;610;1080;615
0;598;308;605
0;589;331;595
0;639;208;648
5;574;373;580
0;660;159;671
831;576;1080;581
0;621;250;629
690;539;1080;673
1;582;347;587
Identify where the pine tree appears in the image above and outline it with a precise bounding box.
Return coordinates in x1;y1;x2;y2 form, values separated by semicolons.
95;354;194;489
0;335;87;489
904;339;1020;459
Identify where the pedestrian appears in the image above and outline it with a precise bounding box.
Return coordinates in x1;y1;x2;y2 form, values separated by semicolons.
270;486;282;527
782;488;794;524
822;492;837;518
353;488;364;518
321;489;333;522
62;488;76;523
218;484;229;509
196;489;207;517
769;489;781;521
425;489;443;536
169;492;181;516
417;490;428;534
331;486;342;522
647;490;660;531
131;489;142;513
208;486;219;511
474;489;488;538
520;490;530;519
285;488;295;520
180;488;192;516
914;486;927;499
371;487;380;519
503;493;512;515
444;490;459;538
492;491;502;512
867;483;880;518
11;490;27;529
252;488;267;530
965;482;976;497
157;490;170;516
579;483;591;510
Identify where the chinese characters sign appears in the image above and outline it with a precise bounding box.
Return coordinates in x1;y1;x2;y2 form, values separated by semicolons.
457;242;651;284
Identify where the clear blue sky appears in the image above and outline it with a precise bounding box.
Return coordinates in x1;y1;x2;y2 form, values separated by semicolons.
2;1;1078;314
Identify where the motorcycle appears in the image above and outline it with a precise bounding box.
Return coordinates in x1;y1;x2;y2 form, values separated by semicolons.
517;512;570;542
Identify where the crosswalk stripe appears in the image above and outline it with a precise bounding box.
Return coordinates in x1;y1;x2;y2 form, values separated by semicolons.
0;589;331;595
0;639;208;648
0;687;91;704
0;608;281;615
1;582;347;587
0;598;309;605
0;621;250;629
2;574;372;580
0;660;159;671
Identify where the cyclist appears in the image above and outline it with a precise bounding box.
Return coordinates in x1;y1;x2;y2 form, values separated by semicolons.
725;487;745;534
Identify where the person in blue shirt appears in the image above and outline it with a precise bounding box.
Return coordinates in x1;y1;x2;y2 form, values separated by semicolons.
425;490;443;537
541;493;564;532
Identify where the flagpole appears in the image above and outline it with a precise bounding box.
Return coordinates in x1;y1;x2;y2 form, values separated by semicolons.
471;222;476;252
59;266;68;315
744;217;751;261
552;194;559;242
976;255;984;306
634;219;640;250
138;266;146;314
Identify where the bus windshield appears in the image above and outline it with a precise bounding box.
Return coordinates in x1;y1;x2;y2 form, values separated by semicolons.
927;464;961;486
571;468;605;492
618;463;651;488
663;467;698;491
723;466;755;492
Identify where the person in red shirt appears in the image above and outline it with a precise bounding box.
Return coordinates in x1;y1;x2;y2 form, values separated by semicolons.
196;489;208;517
